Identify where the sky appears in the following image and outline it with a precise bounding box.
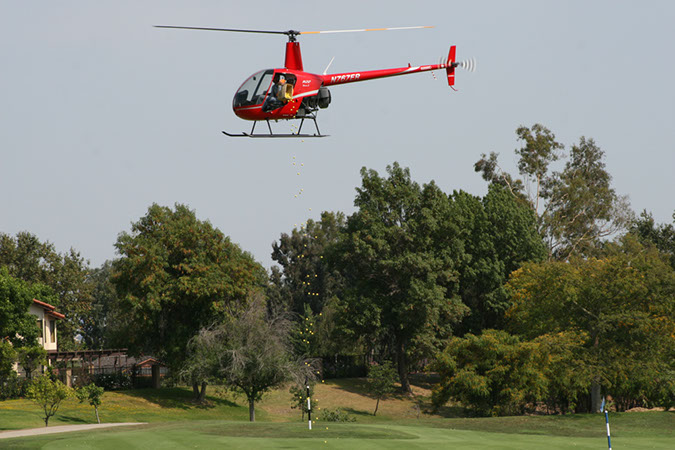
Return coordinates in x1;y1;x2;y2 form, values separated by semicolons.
2;1;674;270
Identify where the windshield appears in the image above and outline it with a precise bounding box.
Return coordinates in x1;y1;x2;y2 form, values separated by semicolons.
233;69;274;107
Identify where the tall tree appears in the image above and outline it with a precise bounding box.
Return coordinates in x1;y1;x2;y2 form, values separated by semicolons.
334;163;468;392
453;185;546;334
506;235;675;412
81;261;117;349
111;203;266;398
0;268;41;347
631;210;675;269
0;232;93;349
193;295;315;421
475;124;631;260
270;211;345;316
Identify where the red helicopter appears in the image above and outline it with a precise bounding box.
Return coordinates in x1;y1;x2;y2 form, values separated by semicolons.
155;25;475;138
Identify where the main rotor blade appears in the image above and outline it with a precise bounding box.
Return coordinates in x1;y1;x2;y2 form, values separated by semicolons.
154;25;290;35
300;26;433;35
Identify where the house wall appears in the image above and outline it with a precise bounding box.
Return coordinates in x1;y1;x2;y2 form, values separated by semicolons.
28;303;57;351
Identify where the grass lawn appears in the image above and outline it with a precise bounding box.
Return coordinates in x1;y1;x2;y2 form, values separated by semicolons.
2;420;674;449
1;377;673;448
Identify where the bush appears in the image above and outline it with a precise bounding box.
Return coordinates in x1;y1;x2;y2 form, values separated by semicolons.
92;372;132;390
0;372;26;399
319;408;356;422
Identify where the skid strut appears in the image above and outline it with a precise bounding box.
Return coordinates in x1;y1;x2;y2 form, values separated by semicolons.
223;116;327;138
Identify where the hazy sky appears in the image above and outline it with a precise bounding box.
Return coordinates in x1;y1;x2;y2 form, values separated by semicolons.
2;1;674;269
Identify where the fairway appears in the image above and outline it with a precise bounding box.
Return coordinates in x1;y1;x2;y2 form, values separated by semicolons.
3;420;674;449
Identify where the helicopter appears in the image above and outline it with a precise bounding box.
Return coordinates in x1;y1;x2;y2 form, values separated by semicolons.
154;25;475;138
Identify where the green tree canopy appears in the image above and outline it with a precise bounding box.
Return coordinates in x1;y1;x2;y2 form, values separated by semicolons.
0;231;92;349
506;235;675;411
631;210;675;269
270;211;345;316
26;375;72;426
81;260;117;350
432;329;548;416
454;184;546;334
111;203;266;394
76;383;104;424
334;163;468;392
0;268;41;347
367;361;398;416
192;295;315;421
475;124;632;260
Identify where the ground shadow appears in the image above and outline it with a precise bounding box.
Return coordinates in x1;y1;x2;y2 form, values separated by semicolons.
53;415;89;425
328;373;438;401
342;407;373;417
121;387;238;410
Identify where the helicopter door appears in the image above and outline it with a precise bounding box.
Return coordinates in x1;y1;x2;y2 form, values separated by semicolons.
233;69;274;107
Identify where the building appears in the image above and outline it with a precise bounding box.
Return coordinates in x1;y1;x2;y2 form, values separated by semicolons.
12;299;65;377
30;299;65;352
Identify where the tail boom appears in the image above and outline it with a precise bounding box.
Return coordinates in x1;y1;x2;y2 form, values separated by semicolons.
321;46;457;87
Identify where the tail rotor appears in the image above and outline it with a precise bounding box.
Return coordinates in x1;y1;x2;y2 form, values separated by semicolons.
442;46;475;87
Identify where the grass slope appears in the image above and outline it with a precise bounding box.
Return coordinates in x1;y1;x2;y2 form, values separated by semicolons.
1;377;672;448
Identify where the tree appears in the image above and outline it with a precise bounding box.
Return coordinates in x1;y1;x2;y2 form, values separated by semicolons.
81;261;117;349
334;163;468;392
0;338;17;384
475;124;631;260
506;235;675;412
270;211;346;316
202;295;315;421
0;268;40;347
631;210;675;269
111;203;266;400
76;383;104;424
0;232;93;350
26;375;72;426
17;346;47;379
289;381;316;422
367;361;398;416
431;330;548;416
180;326;221;403
453;185;546;334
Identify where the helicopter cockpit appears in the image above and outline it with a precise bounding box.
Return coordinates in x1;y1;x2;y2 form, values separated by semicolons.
233;70;298;108
233;69;275;107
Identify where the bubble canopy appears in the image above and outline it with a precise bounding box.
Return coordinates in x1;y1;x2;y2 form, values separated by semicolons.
233;69;275;108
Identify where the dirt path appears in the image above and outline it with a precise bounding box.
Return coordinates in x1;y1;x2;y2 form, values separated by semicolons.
0;423;147;439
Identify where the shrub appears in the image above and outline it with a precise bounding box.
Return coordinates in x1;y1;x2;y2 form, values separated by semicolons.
92;372;132;390
319;408;356;422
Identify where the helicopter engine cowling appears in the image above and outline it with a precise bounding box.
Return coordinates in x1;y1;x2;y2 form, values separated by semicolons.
318;87;331;109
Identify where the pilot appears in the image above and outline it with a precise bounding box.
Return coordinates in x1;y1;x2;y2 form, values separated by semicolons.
263;76;288;112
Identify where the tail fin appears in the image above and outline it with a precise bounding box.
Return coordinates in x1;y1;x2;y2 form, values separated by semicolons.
446;45;456;86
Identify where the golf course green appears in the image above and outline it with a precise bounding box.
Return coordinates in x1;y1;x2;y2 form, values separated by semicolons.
1;381;672;448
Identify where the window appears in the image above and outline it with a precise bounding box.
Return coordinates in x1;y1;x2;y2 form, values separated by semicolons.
37;319;43;339
233;69;274;107
49;320;56;344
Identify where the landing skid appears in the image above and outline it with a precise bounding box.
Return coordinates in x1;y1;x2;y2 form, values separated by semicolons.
223;117;328;138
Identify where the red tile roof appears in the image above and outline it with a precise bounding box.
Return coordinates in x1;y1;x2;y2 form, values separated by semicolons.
33;299;65;319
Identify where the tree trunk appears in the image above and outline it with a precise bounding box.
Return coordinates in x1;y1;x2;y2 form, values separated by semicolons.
198;382;207;403
248;398;255;422
591;333;602;413
396;338;412;393
374;397;380;416
192;382;200;400
95;406;100;424
591;382;602;413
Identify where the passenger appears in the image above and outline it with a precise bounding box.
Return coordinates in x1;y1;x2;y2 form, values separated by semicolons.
263;76;289;112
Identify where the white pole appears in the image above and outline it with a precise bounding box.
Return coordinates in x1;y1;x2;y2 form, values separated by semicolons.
602;397;612;450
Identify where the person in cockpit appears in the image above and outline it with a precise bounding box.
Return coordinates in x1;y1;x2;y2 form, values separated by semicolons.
262;75;290;112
